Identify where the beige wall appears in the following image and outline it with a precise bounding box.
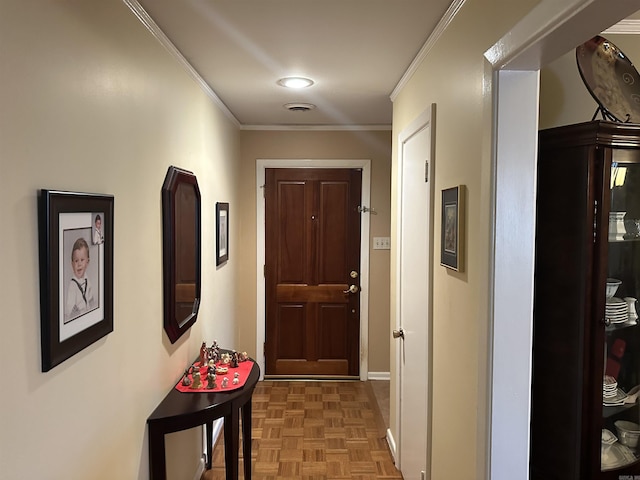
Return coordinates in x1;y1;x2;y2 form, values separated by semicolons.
235;129;392;374
540;34;640;129
391;0;538;478
8;0;620;478
0;1;240;479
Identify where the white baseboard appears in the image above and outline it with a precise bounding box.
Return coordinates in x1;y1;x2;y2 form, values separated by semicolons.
386;428;398;464
199;418;224;474
368;371;390;380
192;457;205;480
210;418;224;449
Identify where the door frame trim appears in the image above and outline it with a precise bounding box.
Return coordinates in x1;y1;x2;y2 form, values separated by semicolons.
256;159;372;380
484;2;640;478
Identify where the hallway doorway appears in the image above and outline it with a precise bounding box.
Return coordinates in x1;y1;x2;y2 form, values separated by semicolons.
486;1;640;478
256;159;372;380
264;168;362;377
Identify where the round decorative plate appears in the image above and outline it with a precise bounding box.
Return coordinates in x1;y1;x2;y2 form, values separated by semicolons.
576;35;640;123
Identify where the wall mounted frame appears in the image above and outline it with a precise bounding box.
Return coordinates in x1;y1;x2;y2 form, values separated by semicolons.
38;190;114;371
162;166;201;344
440;185;464;271
216;202;229;266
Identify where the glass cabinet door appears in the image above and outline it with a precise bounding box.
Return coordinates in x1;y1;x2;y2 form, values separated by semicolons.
603;160;640;472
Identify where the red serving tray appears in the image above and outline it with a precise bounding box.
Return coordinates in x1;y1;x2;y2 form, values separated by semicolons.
175;360;254;393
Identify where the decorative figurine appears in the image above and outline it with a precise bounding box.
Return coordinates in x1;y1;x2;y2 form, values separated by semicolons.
191;369;202;389
207;347;218;365
208;359;215;369
221;377;229;388
221;353;231;365
207;372;216;389
216;366;228;375
238;351;249;362
232;377;239;385
199;341;208;366
231;350;239;368
209;340;220;363
181;368;192;386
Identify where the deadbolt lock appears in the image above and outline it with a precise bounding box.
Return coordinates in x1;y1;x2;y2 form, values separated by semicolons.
350;270;359;279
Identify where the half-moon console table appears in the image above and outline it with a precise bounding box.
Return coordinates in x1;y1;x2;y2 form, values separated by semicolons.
146;359;260;480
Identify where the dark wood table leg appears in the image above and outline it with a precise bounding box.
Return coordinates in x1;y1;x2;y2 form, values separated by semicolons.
241;399;252;480
224;407;240;480
148;426;167;480
205;421;214;469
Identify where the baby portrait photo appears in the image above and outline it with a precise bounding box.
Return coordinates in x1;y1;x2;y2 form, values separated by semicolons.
92;212;104;245
62;226;100;324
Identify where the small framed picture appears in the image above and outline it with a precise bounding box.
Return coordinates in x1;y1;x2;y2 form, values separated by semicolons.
216;202;229;266
38;190;114;371
440;185;464;272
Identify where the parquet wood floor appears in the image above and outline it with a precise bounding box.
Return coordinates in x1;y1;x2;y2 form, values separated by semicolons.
201;381;403;480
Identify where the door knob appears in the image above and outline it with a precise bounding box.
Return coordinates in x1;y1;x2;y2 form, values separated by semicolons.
393;328;404;339
343;284;359;294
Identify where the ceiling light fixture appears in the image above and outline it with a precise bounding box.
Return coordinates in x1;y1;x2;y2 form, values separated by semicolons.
277;77;314;89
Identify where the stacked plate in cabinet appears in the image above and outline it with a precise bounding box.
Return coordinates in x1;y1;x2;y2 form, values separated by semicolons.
602;427;637;471
604;375;628;406
606;297;629;324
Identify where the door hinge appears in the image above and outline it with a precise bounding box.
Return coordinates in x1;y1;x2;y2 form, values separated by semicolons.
425;160;429;182
593;199;598;244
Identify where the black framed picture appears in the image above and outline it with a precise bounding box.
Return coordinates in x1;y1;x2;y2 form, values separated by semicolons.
38;190;114;371
440;185;464;272
216;202;229;266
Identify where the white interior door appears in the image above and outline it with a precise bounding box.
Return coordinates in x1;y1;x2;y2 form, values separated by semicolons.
396;105;434;479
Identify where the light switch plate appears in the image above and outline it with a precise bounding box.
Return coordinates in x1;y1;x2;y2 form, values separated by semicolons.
373;237;390;250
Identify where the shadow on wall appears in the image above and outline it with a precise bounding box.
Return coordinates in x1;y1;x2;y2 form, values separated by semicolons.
539;68;566;127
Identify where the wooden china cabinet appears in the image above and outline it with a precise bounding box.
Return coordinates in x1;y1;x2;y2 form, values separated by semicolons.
531;121;640;479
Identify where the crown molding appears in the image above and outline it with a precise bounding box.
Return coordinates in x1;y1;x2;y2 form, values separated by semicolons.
483;0;640;71
240;124;392;131
122;0;241;127
390;0;466;101
603;19;640;34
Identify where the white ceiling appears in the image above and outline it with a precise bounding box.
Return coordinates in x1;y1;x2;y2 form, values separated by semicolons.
134;0;455;128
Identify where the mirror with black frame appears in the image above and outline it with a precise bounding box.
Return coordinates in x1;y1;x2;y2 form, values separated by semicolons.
161;166;201;343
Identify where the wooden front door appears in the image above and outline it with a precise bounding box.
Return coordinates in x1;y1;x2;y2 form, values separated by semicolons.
265;168;362;377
